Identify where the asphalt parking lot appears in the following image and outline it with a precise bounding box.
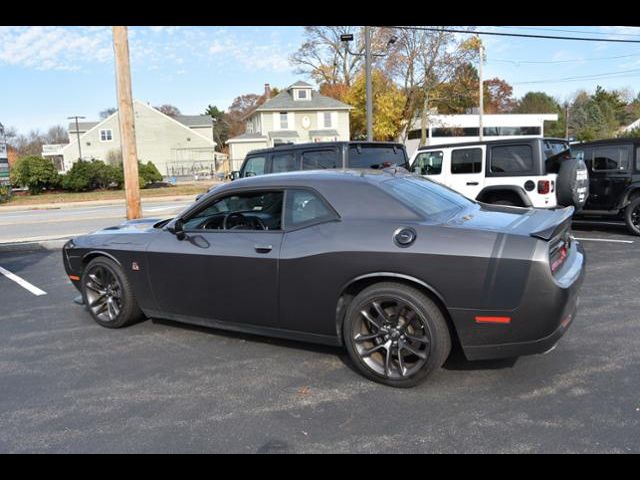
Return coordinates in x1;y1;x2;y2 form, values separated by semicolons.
0;222;638;453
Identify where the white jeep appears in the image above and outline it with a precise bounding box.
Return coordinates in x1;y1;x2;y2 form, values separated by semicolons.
409;138;589;209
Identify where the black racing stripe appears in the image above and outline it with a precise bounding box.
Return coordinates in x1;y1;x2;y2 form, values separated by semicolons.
481;233;507;308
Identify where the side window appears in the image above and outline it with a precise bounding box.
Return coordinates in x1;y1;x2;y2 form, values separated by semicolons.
636;147;640;171
490;145;534;174
285;189;335;228
302;149;340;170
184;191;283;231
242;156;266;177
451;148;482;174
412;151;443;175
593;146;631;171
271;152;298;173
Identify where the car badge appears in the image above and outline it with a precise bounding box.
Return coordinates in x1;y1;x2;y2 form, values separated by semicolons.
132;262;140;271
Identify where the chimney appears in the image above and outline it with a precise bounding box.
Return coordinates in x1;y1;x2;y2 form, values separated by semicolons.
264;83;271;100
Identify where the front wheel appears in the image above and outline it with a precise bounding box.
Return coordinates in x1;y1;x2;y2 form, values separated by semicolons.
624;198;640;236
343;282;451;388
81;257;145;328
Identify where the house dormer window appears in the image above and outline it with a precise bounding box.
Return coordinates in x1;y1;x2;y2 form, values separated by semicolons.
294;88;311;101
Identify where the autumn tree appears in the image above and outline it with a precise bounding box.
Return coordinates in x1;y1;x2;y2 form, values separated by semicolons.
514;91;565;138
484;78;516;113
345;70;406;141
154;104;182;117
433;63;479;114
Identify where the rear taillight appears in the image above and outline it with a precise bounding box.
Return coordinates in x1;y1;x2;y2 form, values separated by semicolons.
549;233;571;274
538;180;551;195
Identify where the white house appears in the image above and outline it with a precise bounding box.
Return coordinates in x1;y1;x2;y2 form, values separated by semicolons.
227;81;353;171
403;113;559;156
43;100;227;177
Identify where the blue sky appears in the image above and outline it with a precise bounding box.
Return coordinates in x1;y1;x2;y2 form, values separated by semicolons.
2;26;640;134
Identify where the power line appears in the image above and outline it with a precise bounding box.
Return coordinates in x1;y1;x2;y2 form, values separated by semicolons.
388;26;640;44
513;68;640;85
492;25;640;39
492;53;640;65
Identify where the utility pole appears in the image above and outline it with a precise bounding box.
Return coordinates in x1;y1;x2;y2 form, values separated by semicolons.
112;26;141;220
565;102;570;140
67;115;86;160
364;26;373;141
341;29;396;142
478;41;484;141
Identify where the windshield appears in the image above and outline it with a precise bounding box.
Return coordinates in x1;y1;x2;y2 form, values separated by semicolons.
348;145;409;170
381;176;475;219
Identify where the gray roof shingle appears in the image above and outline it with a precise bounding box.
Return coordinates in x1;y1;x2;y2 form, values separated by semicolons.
256;87;351;112
174;115;212;127
68;122;99;132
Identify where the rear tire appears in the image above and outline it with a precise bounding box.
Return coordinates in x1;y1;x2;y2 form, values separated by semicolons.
624;198;640;236
81;257;145;328
343;282;451;388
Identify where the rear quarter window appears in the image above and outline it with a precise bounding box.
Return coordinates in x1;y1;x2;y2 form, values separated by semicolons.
451;148;482;174
489;145;534;175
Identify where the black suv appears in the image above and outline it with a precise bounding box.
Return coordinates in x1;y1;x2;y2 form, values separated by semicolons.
572;138;640;235
233;141;410;179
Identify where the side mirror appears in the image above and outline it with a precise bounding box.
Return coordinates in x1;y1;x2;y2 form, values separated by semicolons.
230;170;240;181
168;218;186;241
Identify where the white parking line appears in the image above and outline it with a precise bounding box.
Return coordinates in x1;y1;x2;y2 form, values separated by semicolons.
0;265;47;296
574;237;634;244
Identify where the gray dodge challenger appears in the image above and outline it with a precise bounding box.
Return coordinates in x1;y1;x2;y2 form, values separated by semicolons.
63;169;585;387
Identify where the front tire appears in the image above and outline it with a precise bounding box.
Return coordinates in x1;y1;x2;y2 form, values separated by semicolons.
343;282;451;388
81;257;145;328
624;198;640;236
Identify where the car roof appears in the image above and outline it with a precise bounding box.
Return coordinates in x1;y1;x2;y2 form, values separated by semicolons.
245;141;406;156
415;137;568;152
571;137;640;147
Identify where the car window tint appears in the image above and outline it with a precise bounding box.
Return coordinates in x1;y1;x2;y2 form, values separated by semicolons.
412;151;443;175
637;147;640;171
348;146;409;169
302;149;340;170
451;148;482;174
271;152;298;173
243;156;266;177
490;145;534;174
592;145;631;171
285;189;335;228
184;191;283;231
382;176;474;219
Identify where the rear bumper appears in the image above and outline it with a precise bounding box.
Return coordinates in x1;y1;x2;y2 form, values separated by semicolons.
452;241;586;361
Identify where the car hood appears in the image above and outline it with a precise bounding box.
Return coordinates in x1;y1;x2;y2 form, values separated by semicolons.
91;218;164;235
446;204;574;240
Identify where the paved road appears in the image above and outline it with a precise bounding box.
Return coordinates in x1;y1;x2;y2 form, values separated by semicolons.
0;199;194;243
0;225;638;453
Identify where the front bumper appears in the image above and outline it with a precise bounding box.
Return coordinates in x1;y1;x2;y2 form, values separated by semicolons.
452;240;586;361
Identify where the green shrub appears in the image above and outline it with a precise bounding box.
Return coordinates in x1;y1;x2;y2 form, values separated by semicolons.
0;184;12;203
10;156;60;194
61;160;120;192
138;161;163;185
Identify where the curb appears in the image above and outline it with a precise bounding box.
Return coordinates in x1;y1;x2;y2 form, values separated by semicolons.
0;237;71;253
0;195;198;212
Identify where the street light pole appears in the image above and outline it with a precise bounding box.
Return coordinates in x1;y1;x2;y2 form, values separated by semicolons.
364;26;373;142
67;115;86;160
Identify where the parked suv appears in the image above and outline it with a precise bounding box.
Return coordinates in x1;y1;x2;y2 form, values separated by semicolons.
409;138;589;210
571;138;640;235
233;141;410;179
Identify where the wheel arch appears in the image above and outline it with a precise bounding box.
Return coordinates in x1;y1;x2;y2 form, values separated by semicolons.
620;185;640;208
476;185;533;207
334;272;461;349
81;250;123;268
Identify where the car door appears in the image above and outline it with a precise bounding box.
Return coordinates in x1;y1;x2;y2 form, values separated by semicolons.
277;188;342;337
447;147;485;200
589;144;633;211
270;150;300;174
146;189;284;329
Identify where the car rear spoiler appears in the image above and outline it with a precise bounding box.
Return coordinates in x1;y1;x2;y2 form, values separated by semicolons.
529;206;574;241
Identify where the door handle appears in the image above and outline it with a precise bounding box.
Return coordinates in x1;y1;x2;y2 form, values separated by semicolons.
466;182;479;186
254;244;273;253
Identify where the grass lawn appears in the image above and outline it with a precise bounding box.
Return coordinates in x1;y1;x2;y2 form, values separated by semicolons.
1;182;221;207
